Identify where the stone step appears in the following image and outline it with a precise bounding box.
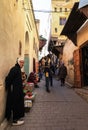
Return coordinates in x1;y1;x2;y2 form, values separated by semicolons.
75;88;88;102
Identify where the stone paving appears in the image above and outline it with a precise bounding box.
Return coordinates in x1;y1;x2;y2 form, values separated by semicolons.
6;77;88;130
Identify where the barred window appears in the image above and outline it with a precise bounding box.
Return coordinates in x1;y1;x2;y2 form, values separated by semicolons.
55;28;57;33
60;17;66;25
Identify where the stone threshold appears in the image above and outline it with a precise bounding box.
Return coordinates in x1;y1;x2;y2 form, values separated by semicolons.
75;88;88;103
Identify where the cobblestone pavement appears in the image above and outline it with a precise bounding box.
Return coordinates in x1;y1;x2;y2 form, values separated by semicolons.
6;77;88;130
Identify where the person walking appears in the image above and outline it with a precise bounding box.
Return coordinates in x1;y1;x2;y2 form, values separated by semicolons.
58;62;67;86
5;57;25;126
49;62;53;87
44;56;51;93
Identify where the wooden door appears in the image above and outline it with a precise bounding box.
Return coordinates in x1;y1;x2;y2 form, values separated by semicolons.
73;49;81;88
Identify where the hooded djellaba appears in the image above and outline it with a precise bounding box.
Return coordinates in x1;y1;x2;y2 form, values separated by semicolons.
5;57;25;125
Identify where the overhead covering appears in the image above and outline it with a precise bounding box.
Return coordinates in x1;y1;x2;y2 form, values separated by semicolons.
60;2;87;45
39;36;47;50
79;6;88;18
52;47;60;57
78;0;88;18
50;37;58;41
78;0;88;9
52;46;63;57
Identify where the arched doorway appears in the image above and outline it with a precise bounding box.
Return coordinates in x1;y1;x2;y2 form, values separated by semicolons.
24;31;29;76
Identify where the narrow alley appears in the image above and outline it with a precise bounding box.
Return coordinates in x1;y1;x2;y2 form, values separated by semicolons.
6;77;88;130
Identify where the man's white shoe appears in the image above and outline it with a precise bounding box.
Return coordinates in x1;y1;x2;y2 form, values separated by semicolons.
12;120;24;126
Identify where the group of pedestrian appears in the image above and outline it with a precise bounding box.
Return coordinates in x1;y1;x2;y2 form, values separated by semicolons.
43;54;67;92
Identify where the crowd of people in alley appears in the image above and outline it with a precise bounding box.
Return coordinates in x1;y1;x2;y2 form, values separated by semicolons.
5;55;67;126
39;54;67;92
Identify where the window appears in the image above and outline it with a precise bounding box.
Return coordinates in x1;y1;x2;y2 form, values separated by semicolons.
65;8;67;12
54;7;57;12
66;0;70;2
55;28;57;33
60;8;62;12
60;17;66;25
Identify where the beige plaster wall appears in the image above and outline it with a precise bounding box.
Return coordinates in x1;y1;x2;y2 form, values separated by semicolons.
28;32;39;72
24;0;39;73
62;39;78;85
0;0;25;123
0;0;39;123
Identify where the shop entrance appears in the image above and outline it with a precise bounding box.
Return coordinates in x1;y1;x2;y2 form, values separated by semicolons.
81;44;88;86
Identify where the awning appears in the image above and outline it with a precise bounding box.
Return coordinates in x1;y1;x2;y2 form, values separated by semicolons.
50;37;58;41
39;36;47;50
60;2;87;45
39;40;47;50
78;0;88;18
52;46;63;57
52;47;60;57
79;6;88;18
78;0;88;9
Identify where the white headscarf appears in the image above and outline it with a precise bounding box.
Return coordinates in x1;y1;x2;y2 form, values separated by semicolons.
17;57;24;65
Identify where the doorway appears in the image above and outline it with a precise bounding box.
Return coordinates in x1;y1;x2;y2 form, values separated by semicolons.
24;31;29;76
81;44;88;86
24;54;29;77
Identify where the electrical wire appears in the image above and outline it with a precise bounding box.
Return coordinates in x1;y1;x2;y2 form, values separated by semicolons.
23;8;71;13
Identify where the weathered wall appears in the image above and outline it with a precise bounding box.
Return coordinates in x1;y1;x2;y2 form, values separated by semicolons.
24;0;39;73
62;39;78;85
63;21;88;86
0;0;25;123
